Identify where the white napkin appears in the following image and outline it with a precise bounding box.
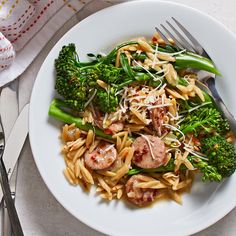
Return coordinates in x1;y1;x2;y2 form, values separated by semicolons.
0;0;94;87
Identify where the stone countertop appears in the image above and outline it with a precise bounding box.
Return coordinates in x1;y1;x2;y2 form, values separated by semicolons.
14;0;236;235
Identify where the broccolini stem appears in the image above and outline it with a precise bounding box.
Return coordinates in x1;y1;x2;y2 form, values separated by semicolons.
174;52;221;75
152;45;220;75
48;99;113;140
127;162;187;175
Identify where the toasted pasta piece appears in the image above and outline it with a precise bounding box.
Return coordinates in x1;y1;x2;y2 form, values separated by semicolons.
163;64;178;86
61;124;69;142
96;170;116;177
163;172;179;190
89;139;100;153
125;124;145;132
78;159;94;184
74;160;82;178
168;98;177;117
130;108;150;125
174;151;195;172
115;136;122;152
63;168;75;185
112;147;133;182
137;39;153;53
189;90;196;97
67;161;74;173
112;131;128;138
174;178;193;191
97;176;112;195
67;138;85;151
118;147;130;161
136;180;167;189
74;129;81;140
176;84;189;94
117;189;123;199
119;132;128;153
66;150;78;160
97;79;108;89
194;85;205;102
124;50;132;65
115;49;121;67
72;146;87;163
166;88;185;100
112;184;123;191
182;93;189;100
112;165;129;182
86;129;94;148
99;192;113;201
157;53;175;62
124;138;133;148
61;145;69;154
152;32;165;45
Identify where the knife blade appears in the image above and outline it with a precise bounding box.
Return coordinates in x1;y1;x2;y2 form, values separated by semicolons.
0;84;19;140
0;103;29;201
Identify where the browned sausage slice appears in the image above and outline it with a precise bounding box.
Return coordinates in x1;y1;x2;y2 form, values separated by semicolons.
150;104;167;137
132;135;167;169
85;142;117;170
125;174;158;206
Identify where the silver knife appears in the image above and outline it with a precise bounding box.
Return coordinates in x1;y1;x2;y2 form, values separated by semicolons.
0;103;29;189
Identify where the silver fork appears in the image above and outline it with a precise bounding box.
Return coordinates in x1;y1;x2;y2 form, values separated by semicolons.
156;17;236;135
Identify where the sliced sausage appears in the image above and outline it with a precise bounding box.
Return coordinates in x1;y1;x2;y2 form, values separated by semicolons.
150;101;168;137
132;135;167;169
85;142;117;170
125;174;158;206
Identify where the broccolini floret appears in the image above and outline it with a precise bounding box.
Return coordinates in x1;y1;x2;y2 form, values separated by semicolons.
54;44;125;112
201;136;236;178
180;107;230;135
95;87;119;113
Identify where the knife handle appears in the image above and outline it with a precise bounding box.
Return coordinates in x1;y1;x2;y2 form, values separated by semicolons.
2;202;12;236
0;159;24;236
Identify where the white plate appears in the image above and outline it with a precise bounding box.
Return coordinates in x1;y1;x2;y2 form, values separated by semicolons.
29;1;236;235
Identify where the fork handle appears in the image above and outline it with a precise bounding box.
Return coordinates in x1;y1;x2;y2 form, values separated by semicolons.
205;77;236;135
0;159;24;236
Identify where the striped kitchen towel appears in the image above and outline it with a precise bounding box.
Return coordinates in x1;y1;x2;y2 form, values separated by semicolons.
0;0;101;87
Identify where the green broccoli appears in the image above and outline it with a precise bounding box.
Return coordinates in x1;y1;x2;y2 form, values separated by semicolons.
97;64;124;84
179;107;230;135
201;136;236;178
95;87;119;113
54;43;126;112
55;44;99;110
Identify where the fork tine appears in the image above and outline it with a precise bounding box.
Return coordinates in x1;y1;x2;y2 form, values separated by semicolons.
155;26;170;45
172;17;208;56
166;20;197;53
160;24;185;50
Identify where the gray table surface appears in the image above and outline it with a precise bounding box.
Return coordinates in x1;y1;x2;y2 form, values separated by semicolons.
12;0;236;235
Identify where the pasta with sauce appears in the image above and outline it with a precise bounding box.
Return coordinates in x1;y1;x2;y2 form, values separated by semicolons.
49;32;236;207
